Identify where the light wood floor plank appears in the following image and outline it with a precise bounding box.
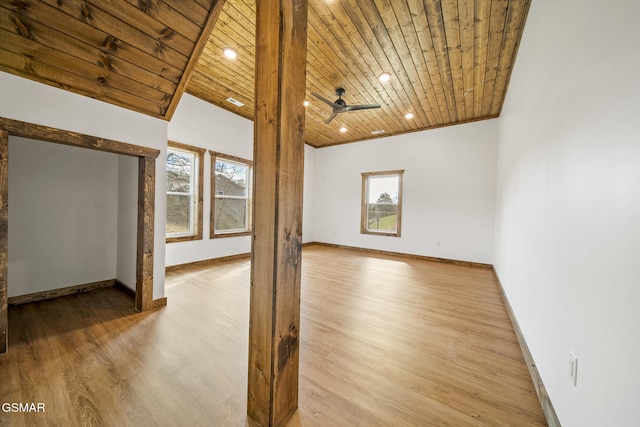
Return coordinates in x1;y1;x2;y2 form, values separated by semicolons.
0;245;546;426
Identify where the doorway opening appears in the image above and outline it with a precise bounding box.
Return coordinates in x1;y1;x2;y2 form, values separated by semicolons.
0;117;159;354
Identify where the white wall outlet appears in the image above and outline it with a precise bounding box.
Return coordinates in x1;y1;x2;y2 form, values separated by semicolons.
569;352;578;386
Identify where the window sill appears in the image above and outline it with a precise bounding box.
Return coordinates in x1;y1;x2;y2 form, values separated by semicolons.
166;234;203;244
361;231;401;237
211;231;252;239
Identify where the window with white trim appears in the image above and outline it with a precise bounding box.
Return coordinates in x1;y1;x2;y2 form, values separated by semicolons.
166;142;204;242
361;170;404;237
211;153;252;237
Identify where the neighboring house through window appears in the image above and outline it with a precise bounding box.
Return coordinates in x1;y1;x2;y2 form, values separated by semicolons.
361;170;404;237
211;152;253;237
166;141;205;242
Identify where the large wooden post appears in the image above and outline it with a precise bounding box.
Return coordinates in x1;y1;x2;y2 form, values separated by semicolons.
248;0;308;426
136;156;155;312
0;130;7;354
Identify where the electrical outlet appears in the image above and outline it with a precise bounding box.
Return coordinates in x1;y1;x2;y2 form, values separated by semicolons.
569;352;578;386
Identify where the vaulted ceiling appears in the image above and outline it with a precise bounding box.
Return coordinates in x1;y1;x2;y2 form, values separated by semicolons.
0;0;531;148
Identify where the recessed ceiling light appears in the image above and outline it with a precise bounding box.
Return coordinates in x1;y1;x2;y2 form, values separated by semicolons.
378;72;391;83
339;127;347;133
303;100;309;107
405;113;414;120
223;48;237;59
371;129;385;135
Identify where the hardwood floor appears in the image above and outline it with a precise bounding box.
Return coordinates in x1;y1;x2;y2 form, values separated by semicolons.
0;245;546;426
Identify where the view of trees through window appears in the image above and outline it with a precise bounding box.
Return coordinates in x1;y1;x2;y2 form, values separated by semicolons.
362;171;403;236
214;157;251;235
166;148;195;236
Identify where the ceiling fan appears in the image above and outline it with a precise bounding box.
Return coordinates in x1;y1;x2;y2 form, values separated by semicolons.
311;87;381;124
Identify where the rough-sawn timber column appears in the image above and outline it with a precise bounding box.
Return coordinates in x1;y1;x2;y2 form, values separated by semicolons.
248;0;308;426
0;130;7;354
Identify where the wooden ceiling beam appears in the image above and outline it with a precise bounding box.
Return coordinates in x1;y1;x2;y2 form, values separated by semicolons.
165;0;226;120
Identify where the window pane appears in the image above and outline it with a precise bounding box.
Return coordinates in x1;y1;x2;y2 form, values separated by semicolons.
215;198;247;232
166;143;205;241
167;194;192;234
367;175;399;232
361;171;402;237
215;160;248;197
167;150;193;193
368;175;399;203
212;155;252;237
367;203;398;232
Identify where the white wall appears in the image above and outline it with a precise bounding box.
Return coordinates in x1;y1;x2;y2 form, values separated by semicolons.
166;94;317;266
314;120;498;264
116;155;139;289
303;144;316;243
493;1;640;426
8;137;118;296
0;72;168;299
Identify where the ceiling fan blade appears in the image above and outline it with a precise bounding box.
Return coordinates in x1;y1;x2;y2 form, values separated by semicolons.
311;92;341;108
344;104;381;112
325;112;339;124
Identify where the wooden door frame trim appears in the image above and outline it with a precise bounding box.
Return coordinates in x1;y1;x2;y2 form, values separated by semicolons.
0;117;160;354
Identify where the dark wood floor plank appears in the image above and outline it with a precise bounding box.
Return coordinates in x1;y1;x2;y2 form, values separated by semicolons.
0;245;546;426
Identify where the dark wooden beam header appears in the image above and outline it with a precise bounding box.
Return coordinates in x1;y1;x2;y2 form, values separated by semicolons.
0;117;160;158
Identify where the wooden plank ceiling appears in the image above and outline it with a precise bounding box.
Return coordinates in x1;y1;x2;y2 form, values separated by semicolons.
189;0;531;148
0;0;223;119
0;0;531;149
